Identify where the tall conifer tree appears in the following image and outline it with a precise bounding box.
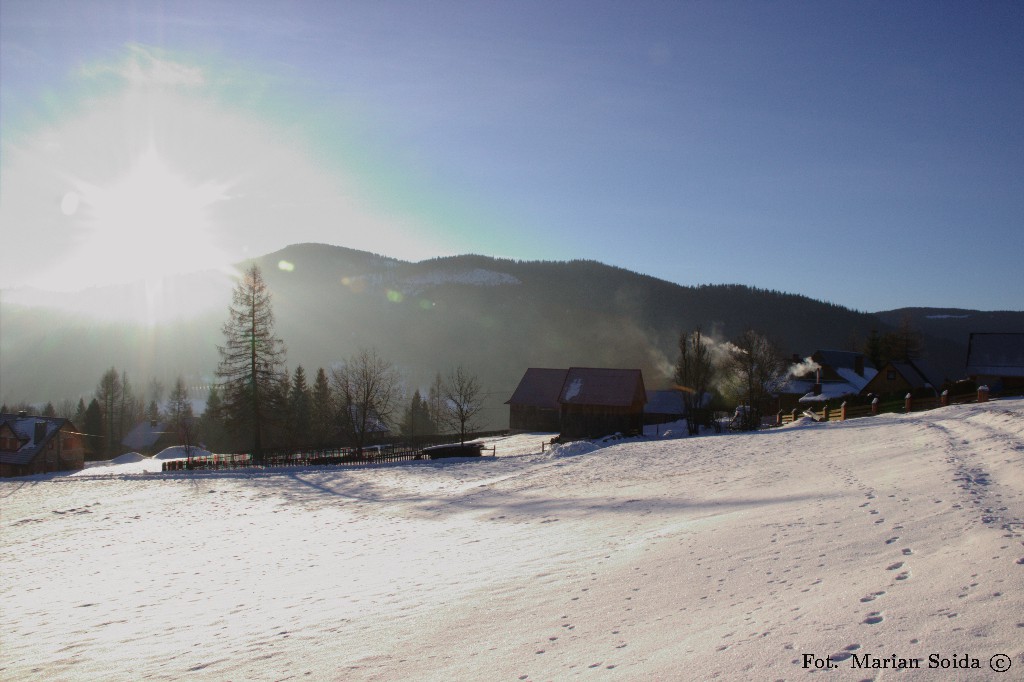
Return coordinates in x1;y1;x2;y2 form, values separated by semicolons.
216;264;286;461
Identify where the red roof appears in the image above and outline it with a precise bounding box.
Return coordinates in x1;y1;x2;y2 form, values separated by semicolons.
506;368;569;408
558;368;646;407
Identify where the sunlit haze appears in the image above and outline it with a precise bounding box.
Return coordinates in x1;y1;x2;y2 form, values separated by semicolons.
2;1;1022;311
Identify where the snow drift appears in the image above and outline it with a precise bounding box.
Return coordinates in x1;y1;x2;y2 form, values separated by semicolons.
152;445;212;460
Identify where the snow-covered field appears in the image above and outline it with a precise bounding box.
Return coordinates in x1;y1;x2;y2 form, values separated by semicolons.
2;401;1023;680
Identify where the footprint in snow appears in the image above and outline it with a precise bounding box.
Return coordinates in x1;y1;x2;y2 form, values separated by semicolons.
860;591;885;603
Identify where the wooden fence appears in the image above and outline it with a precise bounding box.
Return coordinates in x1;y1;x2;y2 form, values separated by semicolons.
777;386;1001;426
160;440;498;472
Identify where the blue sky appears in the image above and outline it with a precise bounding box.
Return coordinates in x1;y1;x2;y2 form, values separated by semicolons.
2;0;1021;311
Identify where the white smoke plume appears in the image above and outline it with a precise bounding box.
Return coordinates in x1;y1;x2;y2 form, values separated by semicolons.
787;356;821;379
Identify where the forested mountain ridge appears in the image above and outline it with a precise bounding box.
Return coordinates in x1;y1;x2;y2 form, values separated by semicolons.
3;242;1021;428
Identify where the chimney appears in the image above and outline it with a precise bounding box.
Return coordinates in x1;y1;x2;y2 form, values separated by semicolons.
34;421;47;444
813;368;822;395
855;355;864;377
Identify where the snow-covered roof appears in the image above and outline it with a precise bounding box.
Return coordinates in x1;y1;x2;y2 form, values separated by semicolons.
644;390;684;415
795;367;877;403
0;414;67;465
644;390;711;414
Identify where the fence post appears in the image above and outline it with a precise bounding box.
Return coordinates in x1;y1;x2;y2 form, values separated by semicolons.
904;393;912;412
872;397;879;416
940;390;949;407
791;408;799;422
840;401;847;421
823;404;830;422
977;385;989;403
777;410;783;426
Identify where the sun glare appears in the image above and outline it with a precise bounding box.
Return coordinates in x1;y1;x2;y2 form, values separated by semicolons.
67;145;231;287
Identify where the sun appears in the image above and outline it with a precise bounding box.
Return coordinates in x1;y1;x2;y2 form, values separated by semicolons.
63;145;232;288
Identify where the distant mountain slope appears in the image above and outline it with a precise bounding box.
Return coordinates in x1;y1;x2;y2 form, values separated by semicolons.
1;243;1005;427
874;307;1024;344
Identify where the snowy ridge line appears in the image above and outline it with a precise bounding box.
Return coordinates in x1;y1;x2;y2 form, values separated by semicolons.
399;267;521;294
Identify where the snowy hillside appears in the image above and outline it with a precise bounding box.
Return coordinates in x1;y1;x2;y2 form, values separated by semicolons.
2;400;1023;680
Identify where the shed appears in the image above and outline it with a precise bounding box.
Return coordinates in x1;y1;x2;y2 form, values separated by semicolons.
558;368;646;439
644;390;685;425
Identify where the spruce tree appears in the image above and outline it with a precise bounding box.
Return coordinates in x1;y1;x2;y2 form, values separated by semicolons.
198;385;228;453
400;389;435;443
216;264;286;462
288;365;312;449
95;368;123;456
83;398;104;460
310;367;334;449
168;377;194;429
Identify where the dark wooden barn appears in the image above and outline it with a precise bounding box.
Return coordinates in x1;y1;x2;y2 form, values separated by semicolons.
506;368;568;432
557;368;646;439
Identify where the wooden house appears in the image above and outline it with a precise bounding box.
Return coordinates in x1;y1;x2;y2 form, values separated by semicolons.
966;333;1024;393
778;350;876;409
860;358;941;398
506;368;568;432
557;368;646;439
0;413;85;477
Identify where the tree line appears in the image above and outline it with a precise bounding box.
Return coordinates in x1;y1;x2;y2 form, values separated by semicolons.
3;265;485;461
6;264;928;455
209;265;485;462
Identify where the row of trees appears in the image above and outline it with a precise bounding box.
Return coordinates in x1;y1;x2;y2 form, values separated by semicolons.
4;265;487;460
7;264;927;453
1;369;197;459
208;265;485;461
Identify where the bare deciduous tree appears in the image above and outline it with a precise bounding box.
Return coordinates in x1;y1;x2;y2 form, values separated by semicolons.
331;349;403;454
723;329;786;431
438;366;483;445
674;327;715;435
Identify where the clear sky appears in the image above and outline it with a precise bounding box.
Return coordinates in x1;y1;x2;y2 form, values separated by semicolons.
2;0;1021;311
